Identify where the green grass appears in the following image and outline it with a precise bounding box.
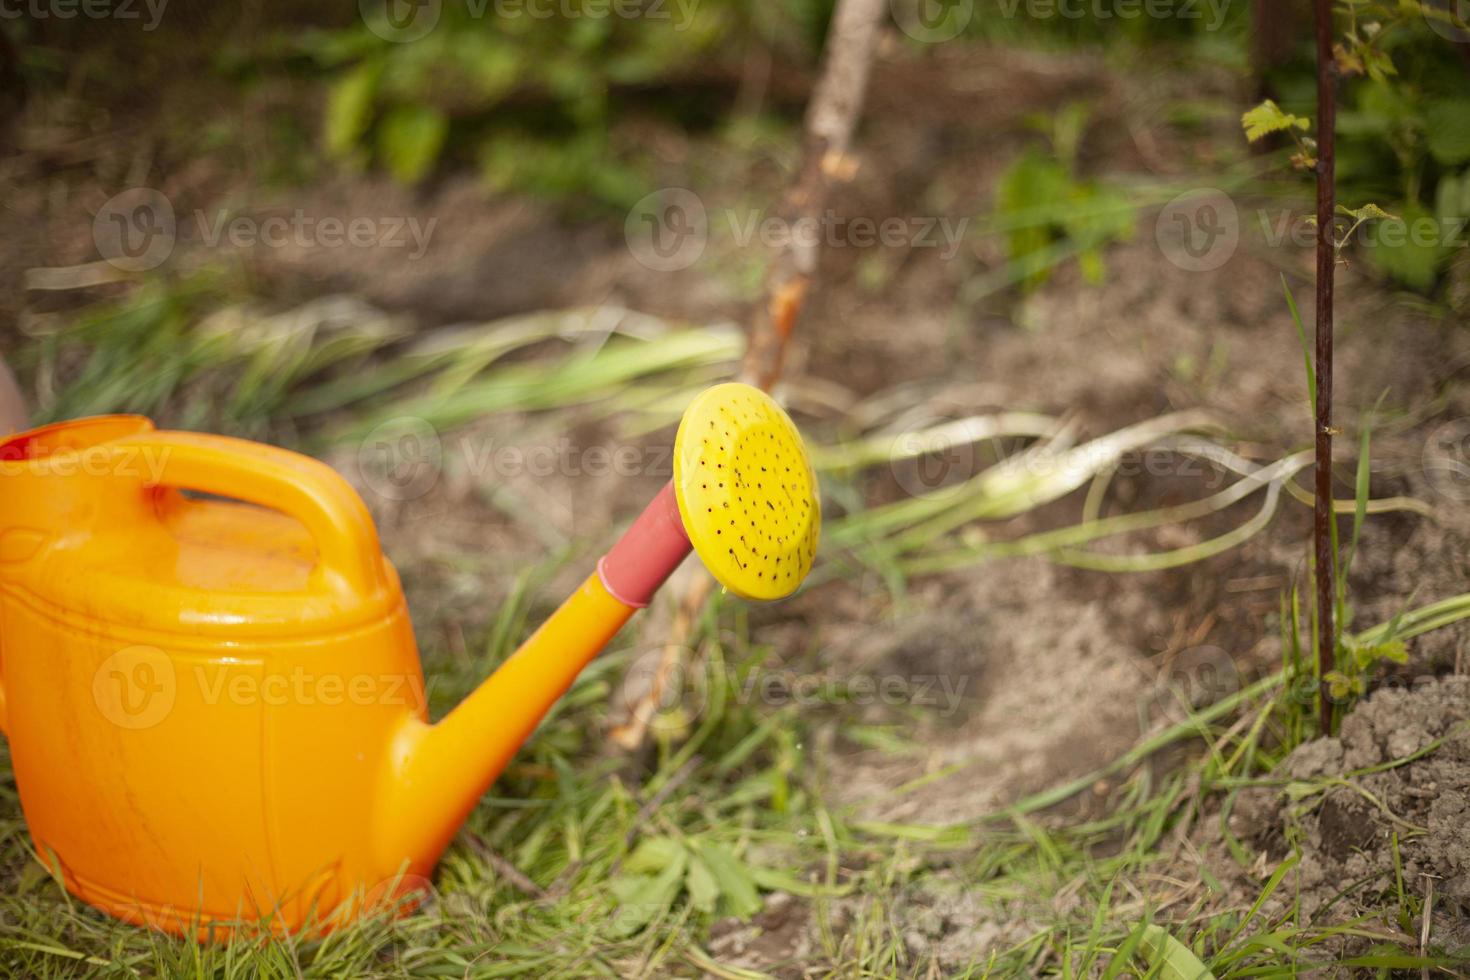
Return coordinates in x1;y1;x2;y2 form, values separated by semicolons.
5;594;1460;977
3;276;1468;977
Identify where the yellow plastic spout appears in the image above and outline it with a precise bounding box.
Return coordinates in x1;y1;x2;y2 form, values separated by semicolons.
372;382;821;883
372;571;637;875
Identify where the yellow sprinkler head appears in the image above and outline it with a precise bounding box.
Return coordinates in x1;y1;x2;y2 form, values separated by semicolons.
672;383;820;601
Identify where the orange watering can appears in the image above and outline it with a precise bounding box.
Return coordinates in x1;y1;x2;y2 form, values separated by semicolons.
0;383;819;936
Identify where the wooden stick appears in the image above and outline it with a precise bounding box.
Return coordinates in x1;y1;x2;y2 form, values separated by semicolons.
740;0;886;388
613;0;886;751
1313;0;1337;735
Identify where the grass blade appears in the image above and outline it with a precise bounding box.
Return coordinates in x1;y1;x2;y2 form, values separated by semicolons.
1139;925;1216;980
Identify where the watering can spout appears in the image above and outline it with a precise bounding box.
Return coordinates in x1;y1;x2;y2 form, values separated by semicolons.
373;486;685;872
373;567;647;875
374;384;821;879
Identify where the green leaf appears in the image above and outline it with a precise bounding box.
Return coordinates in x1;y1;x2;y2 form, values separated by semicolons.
324;60;382;158
1324;670;1359;700
995;150;1073;291
992;150;1133;292
447;32;521;102
694;842;762;918
1284;780;1324;802
1228;853;1298;944
748;865;854;898
1347;79;1416;138
1337;202;1397;222
1367;202;1449;290
1361;45;1396;84
1104;923;1151;980
1351;638;1409;670
1139;924;1217;980
1426;99;1470;166
1061;183;1138;252
1281;276;1316;418
1078;248;1105;284
996;150;1071;214
1339;411;1375;627
608;843;688;937
1242;100;1311;142
623;836;684;874
377;104;448;184
685;853;720;915
1436;172;1470;223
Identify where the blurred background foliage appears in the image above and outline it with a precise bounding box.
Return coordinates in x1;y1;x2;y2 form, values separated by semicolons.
263;0;835;207
4;1;1468;283
1257;2;1470;289
89;0;818;212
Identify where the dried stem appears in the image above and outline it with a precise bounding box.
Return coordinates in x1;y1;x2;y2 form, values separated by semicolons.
612;0;886;751
1313;0;1337;734
462;830;547;899
740;0;885;389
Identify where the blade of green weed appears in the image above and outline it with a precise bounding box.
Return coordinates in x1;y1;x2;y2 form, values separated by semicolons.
1282;275;1315;418
1138;925;1215;980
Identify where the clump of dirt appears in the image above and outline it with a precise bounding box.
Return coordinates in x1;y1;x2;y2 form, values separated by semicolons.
707;891;819;974
1226;677;1470;949
707;877;1041;977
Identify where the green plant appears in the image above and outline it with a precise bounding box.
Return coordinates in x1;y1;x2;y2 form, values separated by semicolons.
1254;2;1470;290
1244;0;1427;732
1242;0;1469;730
989;103;1138;294
288;1;822;207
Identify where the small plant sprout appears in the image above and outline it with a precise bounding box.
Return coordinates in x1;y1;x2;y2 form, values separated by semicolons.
1303;203;1400;268
1241;99;1317;170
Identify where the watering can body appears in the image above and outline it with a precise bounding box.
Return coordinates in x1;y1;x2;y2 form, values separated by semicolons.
0;417;470;934
0;388;820;936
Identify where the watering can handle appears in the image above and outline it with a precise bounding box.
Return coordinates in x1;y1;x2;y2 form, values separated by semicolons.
117;431;387;598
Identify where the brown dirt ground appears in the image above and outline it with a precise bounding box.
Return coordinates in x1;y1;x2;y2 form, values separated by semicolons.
1227;677;1470;954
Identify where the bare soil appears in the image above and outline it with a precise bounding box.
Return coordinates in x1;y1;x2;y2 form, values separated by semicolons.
1227;677;1470;953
